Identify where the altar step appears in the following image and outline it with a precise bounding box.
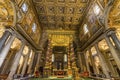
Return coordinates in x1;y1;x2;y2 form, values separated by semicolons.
31;78;73;80
30;77;93;80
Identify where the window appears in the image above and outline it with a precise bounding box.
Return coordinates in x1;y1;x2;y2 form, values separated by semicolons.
52;54;54;62
21;3;28;13
93;4;100;15
64;54;67;62
83;24;89;34
32;23;37;32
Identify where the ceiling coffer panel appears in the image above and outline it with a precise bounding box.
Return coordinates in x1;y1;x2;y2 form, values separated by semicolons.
33;0;89;30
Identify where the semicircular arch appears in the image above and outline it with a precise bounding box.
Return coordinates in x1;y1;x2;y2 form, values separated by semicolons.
0;0;16;27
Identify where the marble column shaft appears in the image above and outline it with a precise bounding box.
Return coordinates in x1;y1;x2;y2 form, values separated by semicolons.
35;52;41;71
17;62;23;74
7;43;25;80
0;31;11;51
77;52;83;71
88;49;97;74
110;31;120;52
81;53;87;72
27;52;35;74
0;35;15;67
95;44;111;78
67;48;71;69
105;35;120;69
21;49;31;75
84;52;90;74
1;51;13;74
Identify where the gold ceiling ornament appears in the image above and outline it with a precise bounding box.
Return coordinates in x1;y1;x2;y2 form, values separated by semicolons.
0;0;15;27
47;30;75;46
51;35;70;46
11;38;21;50
23;46;29;55
98;39;109;51
91;46;97;56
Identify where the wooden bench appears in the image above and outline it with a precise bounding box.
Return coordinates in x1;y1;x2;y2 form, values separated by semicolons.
0;74;8;80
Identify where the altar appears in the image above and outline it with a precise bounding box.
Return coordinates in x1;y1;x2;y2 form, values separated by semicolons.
53;69;67;77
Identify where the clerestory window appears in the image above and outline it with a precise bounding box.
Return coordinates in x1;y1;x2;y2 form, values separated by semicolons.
93;3;100;15
21;3;28;13
32;23;37;33
83;24;89;34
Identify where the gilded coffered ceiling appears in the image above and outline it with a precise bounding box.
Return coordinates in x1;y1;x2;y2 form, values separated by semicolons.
47;30;74;46
32;0;89;30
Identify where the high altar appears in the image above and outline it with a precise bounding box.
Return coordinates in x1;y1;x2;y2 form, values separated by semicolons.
44;49;77;77
43;31;78;78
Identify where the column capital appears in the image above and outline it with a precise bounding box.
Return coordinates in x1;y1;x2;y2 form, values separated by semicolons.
5;29;16;36
5;29;12;34
105;28;116;36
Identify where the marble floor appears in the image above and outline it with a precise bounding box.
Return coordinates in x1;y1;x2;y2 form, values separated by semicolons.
30;77;93;80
